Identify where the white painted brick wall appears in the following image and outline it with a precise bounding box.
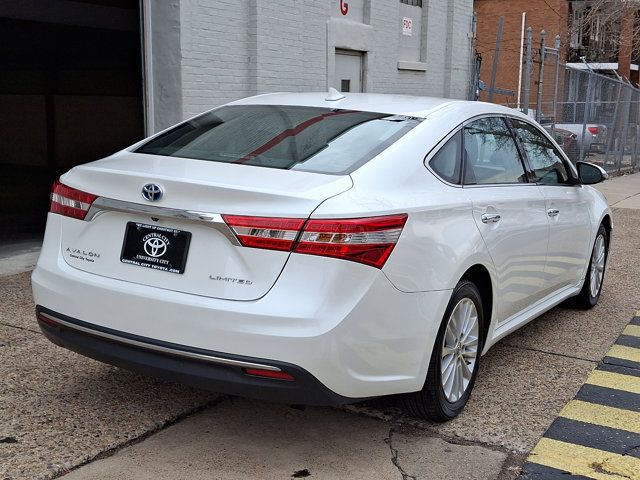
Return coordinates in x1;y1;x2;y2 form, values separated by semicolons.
171;0;473;119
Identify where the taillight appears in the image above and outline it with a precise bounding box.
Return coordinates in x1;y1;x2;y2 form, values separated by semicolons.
588;126;599;135
222;215;306;251
223;213;408;269
295;214;408;268
50;180;98;220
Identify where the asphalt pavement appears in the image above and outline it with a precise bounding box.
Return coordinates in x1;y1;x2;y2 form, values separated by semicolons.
2;174;640;479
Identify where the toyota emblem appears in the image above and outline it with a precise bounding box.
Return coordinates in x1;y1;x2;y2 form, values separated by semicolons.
143;237;167;257
142;183;163;202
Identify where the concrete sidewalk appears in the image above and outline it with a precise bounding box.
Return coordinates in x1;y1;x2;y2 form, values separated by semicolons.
595;172;640;208
61;399;509;480
0;237;41;278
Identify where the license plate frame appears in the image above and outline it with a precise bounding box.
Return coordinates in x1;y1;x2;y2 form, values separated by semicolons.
120;222;191;274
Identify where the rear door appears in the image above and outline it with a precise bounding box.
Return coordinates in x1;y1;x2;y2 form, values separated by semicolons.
461;117;549;322
510;119;592;291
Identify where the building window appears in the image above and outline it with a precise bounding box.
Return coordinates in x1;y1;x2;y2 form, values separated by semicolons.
400;0;422;7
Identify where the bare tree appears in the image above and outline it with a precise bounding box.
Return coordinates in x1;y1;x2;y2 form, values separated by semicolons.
570;0;638;79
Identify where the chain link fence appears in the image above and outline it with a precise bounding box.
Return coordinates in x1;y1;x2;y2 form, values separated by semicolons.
534;62;640;173
478;21;640;174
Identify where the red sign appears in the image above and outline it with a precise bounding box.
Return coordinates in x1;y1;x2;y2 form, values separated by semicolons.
340;0;348;15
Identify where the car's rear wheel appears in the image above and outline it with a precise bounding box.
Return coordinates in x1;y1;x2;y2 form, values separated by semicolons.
571;224;608;309
401;280;483;422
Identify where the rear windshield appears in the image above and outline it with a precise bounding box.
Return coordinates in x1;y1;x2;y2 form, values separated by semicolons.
135;105;421;175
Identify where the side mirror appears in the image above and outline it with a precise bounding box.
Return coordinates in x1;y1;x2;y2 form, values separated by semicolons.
577;161;608;185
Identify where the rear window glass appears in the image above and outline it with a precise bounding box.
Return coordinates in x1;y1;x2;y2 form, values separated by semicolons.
135;105;421;175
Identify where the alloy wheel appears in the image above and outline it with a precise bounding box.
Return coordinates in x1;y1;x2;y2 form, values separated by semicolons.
590;233;606;298
441;298;479;403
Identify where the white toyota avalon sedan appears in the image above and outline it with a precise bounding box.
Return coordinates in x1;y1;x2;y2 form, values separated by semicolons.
32;92;611;421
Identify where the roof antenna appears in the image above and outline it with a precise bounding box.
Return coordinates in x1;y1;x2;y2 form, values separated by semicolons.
325;87;345;101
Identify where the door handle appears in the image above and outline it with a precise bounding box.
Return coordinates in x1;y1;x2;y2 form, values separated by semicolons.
481;213;501;224
547;209;560;217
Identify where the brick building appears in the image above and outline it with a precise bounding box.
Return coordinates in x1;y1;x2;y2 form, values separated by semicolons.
474;0;570;106
475;0;639;107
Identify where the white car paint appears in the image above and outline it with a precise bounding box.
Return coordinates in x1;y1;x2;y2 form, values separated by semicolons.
32;93;611;400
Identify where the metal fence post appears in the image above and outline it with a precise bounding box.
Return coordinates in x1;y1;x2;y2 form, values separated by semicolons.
618;85;632;172
487;16;504;104
467;11;478;101
523;27;533;115
580;72;593;162
634;124;640;168
605;82;622;166
535;31;546;122
631;89;640;170
551;35;561;134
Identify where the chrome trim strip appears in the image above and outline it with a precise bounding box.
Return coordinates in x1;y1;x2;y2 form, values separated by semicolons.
299;228;403;245
85;197;240;246
39;312;281;371
51;193;92;211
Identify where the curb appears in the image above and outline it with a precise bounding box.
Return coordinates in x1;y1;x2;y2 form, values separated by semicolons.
519;313;640;479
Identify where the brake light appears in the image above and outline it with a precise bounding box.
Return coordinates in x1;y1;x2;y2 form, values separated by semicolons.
223;213;408;269
50;181;98;220
222;215;306;251
295;214;408;268
588;126;599;135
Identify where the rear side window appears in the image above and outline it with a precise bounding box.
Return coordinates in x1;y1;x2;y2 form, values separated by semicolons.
136;105;421;175
463;117;527;185
510;119;572;185
429;132;462;184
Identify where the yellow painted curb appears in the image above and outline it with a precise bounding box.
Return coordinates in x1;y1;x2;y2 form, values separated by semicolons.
529;437;640;480
560;399;640;434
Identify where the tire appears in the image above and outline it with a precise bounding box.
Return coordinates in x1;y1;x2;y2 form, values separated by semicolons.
570;224;609;309
401;280;484;422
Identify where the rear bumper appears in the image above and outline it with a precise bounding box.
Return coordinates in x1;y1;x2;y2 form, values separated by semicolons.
36;306;359;406
33;213;452;398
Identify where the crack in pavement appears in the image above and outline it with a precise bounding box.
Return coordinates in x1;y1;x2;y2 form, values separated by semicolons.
51;395;231;479
500;343;597;364
385;427;417;480
344;405;520;455
0;321;40;334
610;192;640;207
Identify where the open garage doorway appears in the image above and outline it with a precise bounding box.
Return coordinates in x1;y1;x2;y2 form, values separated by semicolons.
0;0;144;241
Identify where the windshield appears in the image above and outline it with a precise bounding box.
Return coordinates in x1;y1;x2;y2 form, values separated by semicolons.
135;105;421;175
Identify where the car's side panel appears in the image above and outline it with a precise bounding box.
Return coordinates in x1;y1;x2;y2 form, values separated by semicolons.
464;185;550;322
538;184;593;292
313;169;489;294
384;197;490;293
578;186;613;281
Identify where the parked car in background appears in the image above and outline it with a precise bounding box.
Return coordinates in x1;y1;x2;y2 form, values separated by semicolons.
545;127;579;163
523;110;606;160
33;93;611;422
554;123;607;158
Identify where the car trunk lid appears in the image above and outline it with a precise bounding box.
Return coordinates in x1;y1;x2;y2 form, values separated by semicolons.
57;152;353;301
